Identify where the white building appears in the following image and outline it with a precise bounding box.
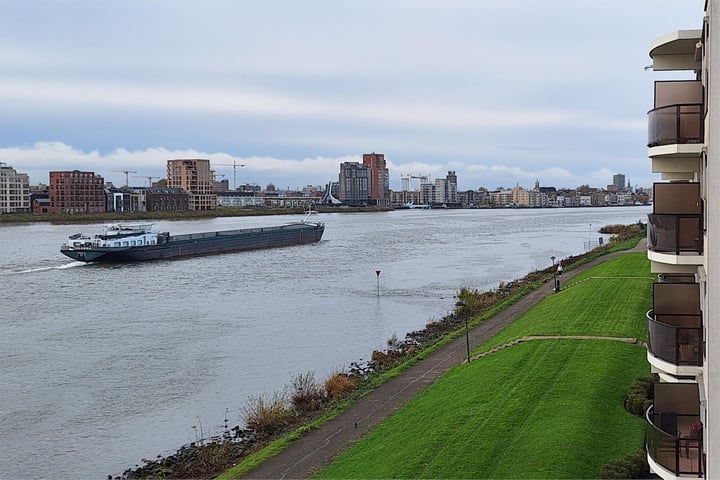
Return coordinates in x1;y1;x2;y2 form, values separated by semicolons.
643;5;718;477
0;162;30;213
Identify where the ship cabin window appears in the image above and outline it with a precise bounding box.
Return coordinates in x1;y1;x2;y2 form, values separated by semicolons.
122;241;128;247
114;242;120;247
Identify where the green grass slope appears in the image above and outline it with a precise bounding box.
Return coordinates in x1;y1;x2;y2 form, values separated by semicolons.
315;252;653;479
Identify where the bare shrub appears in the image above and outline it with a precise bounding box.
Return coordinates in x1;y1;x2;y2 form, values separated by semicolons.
324;372;358;399
241;392;294;438
289;371;324;415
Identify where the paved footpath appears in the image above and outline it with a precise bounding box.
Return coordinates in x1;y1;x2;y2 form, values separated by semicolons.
241;241;647;479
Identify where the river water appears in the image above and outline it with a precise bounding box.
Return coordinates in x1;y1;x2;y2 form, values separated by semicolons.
0;206;650;479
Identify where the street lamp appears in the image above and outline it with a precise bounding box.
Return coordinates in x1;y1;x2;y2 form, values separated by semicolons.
455;300;470;363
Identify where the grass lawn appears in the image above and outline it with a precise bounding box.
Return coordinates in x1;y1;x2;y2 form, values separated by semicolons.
314;252;653;479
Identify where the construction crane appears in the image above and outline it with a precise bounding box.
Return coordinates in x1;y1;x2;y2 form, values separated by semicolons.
133;175;161;187
213;161;245;190
111;170;138;188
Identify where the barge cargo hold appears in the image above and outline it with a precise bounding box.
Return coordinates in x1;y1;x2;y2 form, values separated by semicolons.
60;218;325;263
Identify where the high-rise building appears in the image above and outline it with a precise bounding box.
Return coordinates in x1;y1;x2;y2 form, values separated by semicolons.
613;173;626;190
338;162;370;206
644;6;716;478
0;162;31;213
166;159;216;210
48;170;106;214
362;153;390;206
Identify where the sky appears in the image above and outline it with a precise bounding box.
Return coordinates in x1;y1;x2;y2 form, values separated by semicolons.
0;0;705;191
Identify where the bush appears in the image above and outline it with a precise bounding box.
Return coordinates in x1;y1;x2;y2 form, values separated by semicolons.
289;371;325;415
624;376;654;417
241;392;295;438
324;372;358;399
599;450;650;479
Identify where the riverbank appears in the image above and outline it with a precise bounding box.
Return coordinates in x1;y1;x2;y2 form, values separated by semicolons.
118;225;646;479
0;205;393;224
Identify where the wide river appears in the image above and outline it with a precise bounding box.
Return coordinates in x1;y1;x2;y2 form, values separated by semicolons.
0;206;650;479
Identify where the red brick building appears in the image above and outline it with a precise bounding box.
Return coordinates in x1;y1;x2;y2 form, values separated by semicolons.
49;170;106;214
362;152;390;206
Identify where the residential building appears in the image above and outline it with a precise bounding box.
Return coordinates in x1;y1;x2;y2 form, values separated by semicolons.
643;8;715;477
434;171;458;205
48;170;106;214
612;173;626;191
338;162;370;206
362;153;390;206
166;159;216;210
146;187;190;211
0;162;31;213
216;191;264;208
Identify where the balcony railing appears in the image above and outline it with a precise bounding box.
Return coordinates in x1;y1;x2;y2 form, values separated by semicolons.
647;103;703;147
647;309;702;366
647;214;703;254
646;405;703;476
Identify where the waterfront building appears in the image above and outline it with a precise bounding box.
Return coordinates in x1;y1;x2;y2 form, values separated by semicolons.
216;190;264;208
0;162;31;213
146;187;190;211
48;170;105;214
612;173;626;191
489;188;513;207
434;171;459;206
512;184;549;207
338;162;370;206
166;159;216;210
362;153;390;206
643;6;716;477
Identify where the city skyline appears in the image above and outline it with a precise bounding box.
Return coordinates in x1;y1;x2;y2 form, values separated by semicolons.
0;1;703;190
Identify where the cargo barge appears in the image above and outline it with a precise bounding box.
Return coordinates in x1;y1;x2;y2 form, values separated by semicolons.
60;216;324;263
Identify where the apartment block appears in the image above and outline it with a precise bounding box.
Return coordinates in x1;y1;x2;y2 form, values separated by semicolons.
643;5;718;477
338;162;370;206
166;159;216;210
48;170;106;214
362;153;390;206
0;162;31;213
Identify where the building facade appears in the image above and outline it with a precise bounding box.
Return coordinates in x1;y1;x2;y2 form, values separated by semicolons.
362;153;390;206
166;159;216;210
48;170;106;214
643;6;718;477
0;162;31;213
338;162;370;206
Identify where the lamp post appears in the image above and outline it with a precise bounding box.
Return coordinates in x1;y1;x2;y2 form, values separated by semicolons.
551;256;558;293
455;300;470;363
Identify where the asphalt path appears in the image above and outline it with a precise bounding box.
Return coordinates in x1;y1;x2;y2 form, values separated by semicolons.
241;241;647;479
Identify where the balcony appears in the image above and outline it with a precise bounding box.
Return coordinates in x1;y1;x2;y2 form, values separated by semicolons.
647;282;702;377
648;214;703;255
649;30;702;72
648;81;704;178
648;183;703;267
648;103;703;148
646;383;703;479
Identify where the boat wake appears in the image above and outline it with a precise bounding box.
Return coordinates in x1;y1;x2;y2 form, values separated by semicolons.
3;262;87;275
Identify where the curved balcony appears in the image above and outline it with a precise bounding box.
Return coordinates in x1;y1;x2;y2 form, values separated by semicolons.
648;104;703;148
646;404;703;478
648;213;703;257
647;309;702;376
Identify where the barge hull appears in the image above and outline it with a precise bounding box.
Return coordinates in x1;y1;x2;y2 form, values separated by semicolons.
61;223;324;263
